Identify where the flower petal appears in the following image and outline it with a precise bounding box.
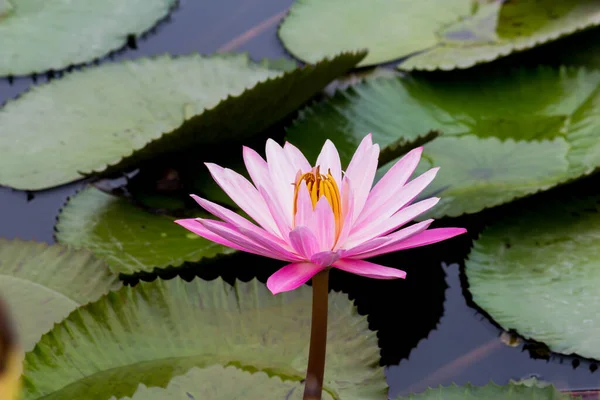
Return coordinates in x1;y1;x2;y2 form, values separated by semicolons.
308;196;336;251
266;262;325;295
334;176;355;250
289;226;320;259
242;146;270;189
355;228;467;259
343;219;432;258
315;139;342;184
284;141;311;173
310;250;341;267
355;146;423;227
258;186;292;240
174;219;250;254
333;258;406;279
345;134;379;222
199;219;297;261
294;180;313;228
190;194;287;245
266;139;297;224
205;163;279;235
346;197;439;247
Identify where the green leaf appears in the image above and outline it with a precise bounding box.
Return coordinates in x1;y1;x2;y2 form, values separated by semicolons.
395;380;574;399
286;66;600;218
0;239;120;351
113;365;335;400
22;278;385;400
0;0;175;76
55;187;235;276
279;0;600;70
465;196;600;360
0;52;365;191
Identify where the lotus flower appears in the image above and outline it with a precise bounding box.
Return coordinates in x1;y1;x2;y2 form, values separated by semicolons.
176;134;466;295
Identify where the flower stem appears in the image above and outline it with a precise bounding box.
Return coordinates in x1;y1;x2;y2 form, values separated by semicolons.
303;269;330;400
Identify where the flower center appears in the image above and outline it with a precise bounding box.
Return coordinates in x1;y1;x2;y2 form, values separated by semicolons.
293;166;342;237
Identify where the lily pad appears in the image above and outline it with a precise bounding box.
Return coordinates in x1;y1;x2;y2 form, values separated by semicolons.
0;239;120;351
22;277;385;400
114;365;335;400
0;0;176;76
395;381;573;399
465;196;600;360
55;187;235;276
0;51;365;191
278;0;600;70
286;66;600;218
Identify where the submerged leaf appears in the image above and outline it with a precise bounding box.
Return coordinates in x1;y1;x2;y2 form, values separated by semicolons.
114;365;335;400
0;0;176;76
465;196;600;361
0;239;120;351
286;66;600;218
279;0;600;70
55;187;235;276
0;52;365;191
395;380;574;399
23;278;385;399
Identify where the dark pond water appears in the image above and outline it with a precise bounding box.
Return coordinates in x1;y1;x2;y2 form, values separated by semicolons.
1;0;600;397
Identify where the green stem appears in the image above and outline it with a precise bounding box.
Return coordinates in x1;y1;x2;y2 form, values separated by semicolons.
303;269;330;400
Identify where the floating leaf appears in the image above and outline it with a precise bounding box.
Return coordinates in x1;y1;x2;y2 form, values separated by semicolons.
23;278;385;399
0;239;120;351
0;52;365;191
278;0;600;70
395;380;573;399
55;187;235;276
114;365;335;400
286;66;600;218
465;196;600;360
0;0;176;76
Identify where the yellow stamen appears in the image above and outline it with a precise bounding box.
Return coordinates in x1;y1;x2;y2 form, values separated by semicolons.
293;166;342;242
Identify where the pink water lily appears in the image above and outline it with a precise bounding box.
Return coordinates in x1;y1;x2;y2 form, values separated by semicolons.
176;134;466;295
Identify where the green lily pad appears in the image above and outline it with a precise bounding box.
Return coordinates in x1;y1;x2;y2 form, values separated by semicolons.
286;66;600;218
113;365;335;400
0;51;365;191
22;278;385;399
278;0;600;70
55;187;235;276
0;0;176;76
465;196;600;360
0;239;120;351
395;380;574;399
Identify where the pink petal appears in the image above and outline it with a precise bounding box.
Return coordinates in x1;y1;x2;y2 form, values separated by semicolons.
354;167;439;233
289;226;320;259
190;194;287;245
307;196;336;251
175;219;251;254
315;139;342;184
346;197;439;247
294;180;313;228
345;135;380;222
199;219;298;262
266;262;325;295
334;176;355;250
266;139;296;225
205;163;279;235
284;142;311;173
343;219;432;258
355;146;423;227
355;228;467;259
242;146;270;189
333;258;406;280
310;250;341;267
258;186;292;240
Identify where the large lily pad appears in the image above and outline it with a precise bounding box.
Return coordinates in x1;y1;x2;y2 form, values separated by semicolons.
0;0;176;76
22;278;385;399
465;196;600;360
0;51;365;191
278;0;600;70
396;381;573;399
286;66;600;218
55;187;235;276
0;239;120;351
114;366;335;400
